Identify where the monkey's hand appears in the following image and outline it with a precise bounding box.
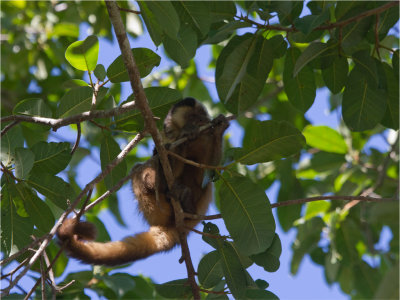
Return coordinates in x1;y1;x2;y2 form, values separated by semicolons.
57;218;97;243
211;114;229;132
180;123;201;141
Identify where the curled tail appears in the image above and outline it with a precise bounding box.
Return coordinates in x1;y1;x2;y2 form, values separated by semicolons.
57;218;180;266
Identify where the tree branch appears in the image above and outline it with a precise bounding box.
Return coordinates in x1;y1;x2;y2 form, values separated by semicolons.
0;100;136;136
188;195;398;221
105;2;199;298
271;195;397;208
316;1;399;31
237;2;398;33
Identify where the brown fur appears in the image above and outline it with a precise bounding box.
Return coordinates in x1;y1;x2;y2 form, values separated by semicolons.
57;98;228;266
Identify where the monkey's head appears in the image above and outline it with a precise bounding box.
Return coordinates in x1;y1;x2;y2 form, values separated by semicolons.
163;98;211;142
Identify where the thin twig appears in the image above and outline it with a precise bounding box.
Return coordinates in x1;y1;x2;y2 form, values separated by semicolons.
185;195;398;221
237;1;398;33
1;258;29;280
0;235;48;266
186;226;228;240
24;248;65;300
316;1;398;31
166;151;226;170
0;101;136;135
117;5;140;14
271;195;397;208
0;162;22;182
70;123;81;155
42;251;56;293
199;288;229;295
0;120;20;137
40;255;47;300
82;164;139;213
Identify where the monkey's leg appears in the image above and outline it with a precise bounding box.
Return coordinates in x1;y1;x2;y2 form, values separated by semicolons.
168;182;196;214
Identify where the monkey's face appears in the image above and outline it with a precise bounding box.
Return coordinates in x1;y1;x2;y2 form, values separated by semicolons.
172;102;210;130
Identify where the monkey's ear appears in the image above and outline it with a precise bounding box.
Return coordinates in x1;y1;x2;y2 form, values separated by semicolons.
142;167;157;191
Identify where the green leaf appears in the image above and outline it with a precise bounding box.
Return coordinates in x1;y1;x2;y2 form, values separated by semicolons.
293;42;334;76
100;134;127;190
30;142;71;175
322;55;348;94
250;234;282;272
1;126;24;166
339;11;372;54
163;25;197;68
62;79;89;89
1;185;33;257
20;123;50;148
276;159;303;232
114;87;181;131
293;9;330;35
26;172;75;210
269;34;287;59
202;222;222;249
107;48;161;83
216;34;257;106
352;50;378;85
246;288;279;299
50;23;79;38
155;279;192;298
216;34;275;114
255;279;269;290
65;35;99;71
56;86;107;118
144;1;180;39
291;217;324;274
273;1;303;26
208;1;237;21
283;47;316;112
101;273;136;298
353;261;379;297
393;49;399;80
13;98;52;118
137;2;163;46
219;174;275;255
303;125;348;154
342;66;386;131
172;1;211;37
374;263;399;299
381;63;399;130
198;251;224;288
233;120;305;165
304;201;330;221
14;148;34;179
94;64;106;81
202;21;250;45
324;251;340;283
335;218;361;264
218;242;248;299
12;183;54;232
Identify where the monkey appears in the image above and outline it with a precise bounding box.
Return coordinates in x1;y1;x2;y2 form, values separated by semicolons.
57;98;229;266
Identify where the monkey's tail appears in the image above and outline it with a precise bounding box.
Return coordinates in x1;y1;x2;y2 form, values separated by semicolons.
57;219;180;266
